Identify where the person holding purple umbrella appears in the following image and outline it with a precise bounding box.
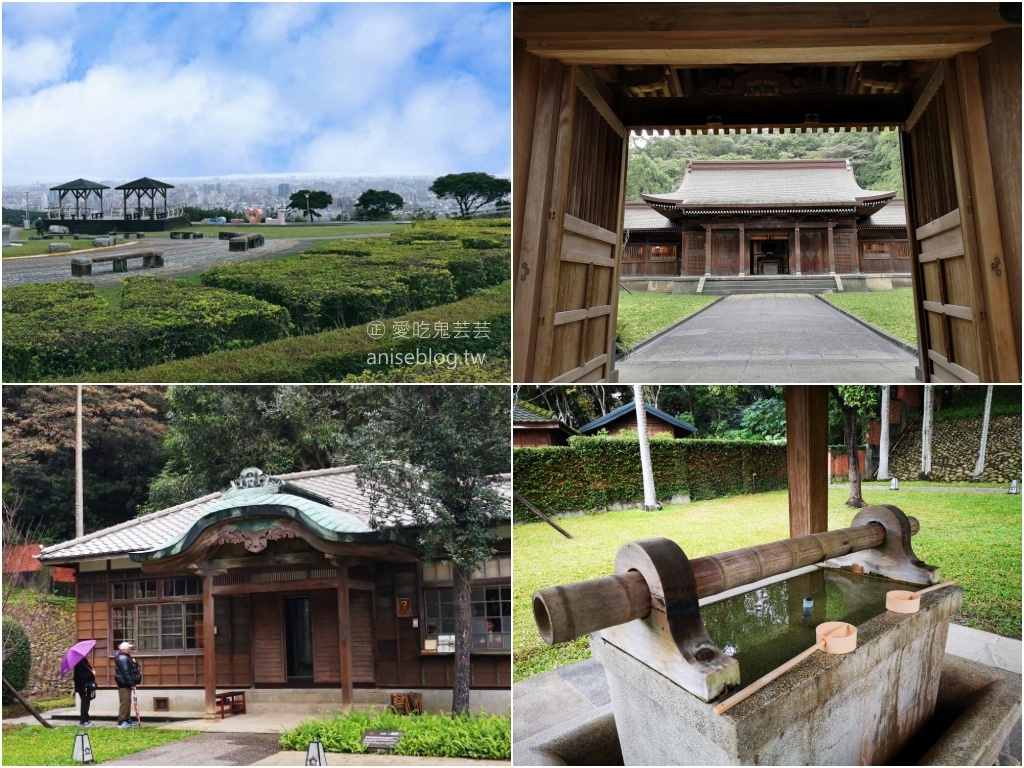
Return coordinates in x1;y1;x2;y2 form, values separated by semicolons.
73;657;97;726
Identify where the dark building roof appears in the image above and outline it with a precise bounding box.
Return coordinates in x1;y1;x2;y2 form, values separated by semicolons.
642;159;895;219
115;177;174;190
580;402;697;435
514;401;560;424
858;197;906;228
50;178;110;191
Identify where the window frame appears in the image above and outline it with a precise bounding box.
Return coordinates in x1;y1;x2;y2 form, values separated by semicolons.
419;556;511;655
109;575;204;655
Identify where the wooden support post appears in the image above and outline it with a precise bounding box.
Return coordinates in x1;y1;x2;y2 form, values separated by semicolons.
827;223;836;273
704;223;711;275
793;224;802;275
679;228;685;276
202;574;216;719
785;386;829;537
337;569;353;711
850;218;860;274
738;223;746;276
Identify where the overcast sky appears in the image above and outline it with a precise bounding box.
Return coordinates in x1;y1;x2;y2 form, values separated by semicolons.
2;2;510;184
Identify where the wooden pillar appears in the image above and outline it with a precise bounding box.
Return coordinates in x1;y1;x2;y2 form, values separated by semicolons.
785;386;830;538
337;568;353;711
850;218;860;274
679;228;685;276
793;224;802;275
703;224;711;275
827;223;836;273
738;223;746;276
643;241;652;276
202;574;217;719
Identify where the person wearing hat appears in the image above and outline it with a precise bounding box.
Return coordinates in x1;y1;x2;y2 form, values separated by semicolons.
113;642;142;727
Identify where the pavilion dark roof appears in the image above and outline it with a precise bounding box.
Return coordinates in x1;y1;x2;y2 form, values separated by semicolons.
859;198;906;228
580;402;696;435
115;177;174;190
513;401;560;424
50;178;110;191
642;159;895;218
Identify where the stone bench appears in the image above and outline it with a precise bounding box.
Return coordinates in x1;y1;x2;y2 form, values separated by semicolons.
71;250;164;277
92;236;119;247
170;230;202;240
228;233;265;252
219;231;243;240
49;242;72;253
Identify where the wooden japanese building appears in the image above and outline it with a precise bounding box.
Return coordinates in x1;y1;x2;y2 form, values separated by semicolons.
514;3;1021;383
513;401;578;447
579;402;697;439
37;467;511;717
622;159;909;277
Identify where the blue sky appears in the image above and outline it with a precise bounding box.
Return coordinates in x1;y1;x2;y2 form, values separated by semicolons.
2;2;510;184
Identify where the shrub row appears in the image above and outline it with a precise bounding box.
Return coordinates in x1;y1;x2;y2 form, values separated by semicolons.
3;281;105;314
3;276;291;381
79;282;511;383
513;436;789;521
203;226;509;334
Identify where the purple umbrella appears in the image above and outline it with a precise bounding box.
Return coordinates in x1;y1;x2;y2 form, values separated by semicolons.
60;640;97;676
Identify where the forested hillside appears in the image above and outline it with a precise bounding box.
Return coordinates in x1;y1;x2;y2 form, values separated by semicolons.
626;129;903;201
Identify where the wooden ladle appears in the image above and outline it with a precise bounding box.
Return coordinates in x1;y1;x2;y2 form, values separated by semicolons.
713;621;857;715
886;581;954;613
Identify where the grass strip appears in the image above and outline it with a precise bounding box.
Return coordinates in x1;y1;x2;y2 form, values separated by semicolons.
279;710;510;760
513;488;1021;681
615;291;717;348
76;283;510;383
822;288;917;345
1;725;198;766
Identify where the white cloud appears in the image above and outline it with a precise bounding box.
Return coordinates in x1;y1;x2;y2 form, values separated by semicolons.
2;63;302;181
2;36;74;91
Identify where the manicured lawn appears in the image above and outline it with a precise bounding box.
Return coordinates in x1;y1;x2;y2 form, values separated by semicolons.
513;488;1021;681
279;711;510;760
2;239;132;258
1;725;198;766
615;291;718;348
142;222;407;240
822;288;918;346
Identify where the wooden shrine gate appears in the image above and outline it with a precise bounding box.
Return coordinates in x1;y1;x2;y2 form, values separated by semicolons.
514;3;1021;383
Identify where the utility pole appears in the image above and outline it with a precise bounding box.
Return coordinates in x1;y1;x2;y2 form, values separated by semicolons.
76;385;84;539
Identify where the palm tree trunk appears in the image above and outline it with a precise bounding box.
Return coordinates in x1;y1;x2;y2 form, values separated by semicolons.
878;386;891;481
972;385;993;480
634;385;659;511
921;386;933;479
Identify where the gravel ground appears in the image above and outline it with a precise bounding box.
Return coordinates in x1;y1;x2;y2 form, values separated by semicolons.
1;233;389;287
103;732;284;766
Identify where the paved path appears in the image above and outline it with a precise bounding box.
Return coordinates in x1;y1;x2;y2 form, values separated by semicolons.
1;233;390;287
104;732;284;766
615;293;919;383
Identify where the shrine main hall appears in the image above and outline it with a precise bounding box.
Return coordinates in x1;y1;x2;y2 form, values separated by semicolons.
622;158;908;281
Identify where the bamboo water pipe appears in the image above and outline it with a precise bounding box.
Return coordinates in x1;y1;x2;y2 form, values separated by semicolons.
533;517;920;645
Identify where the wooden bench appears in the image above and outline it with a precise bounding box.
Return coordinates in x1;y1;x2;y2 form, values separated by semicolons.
170;231;203;240
71;250;164;277
219;231;243;240
228;233;265;252
214;691;246;719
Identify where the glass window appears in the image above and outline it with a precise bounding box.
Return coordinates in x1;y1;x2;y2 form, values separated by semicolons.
424;588;455;636
112;606;135;645
185;603;204;649
163;577;201;597
161;604;183;650
470;586;511;650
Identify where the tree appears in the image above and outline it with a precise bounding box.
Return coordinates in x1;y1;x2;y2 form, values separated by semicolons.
878;386;891;481
287;190;333;222
972;385;994;480
3;386;168;541
634;386;660;511
354;189;404;220
343;386;510;715
625;148;674;201
831;386;879;508
429;173;510;218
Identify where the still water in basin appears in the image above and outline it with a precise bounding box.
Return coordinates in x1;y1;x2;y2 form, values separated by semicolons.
701;567;919;686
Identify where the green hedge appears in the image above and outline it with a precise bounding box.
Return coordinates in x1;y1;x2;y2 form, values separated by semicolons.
3;282;105;314
202;225;509;334
78;282;511;383
2;617;32;704
3;277;292;381
513;437;788;521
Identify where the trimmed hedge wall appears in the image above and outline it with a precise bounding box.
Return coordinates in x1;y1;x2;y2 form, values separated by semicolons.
78;282;511;383
513;437;788;521
202;225;509;334
3;277;292;381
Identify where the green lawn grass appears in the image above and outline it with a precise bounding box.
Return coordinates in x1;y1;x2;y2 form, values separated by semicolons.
1;725;198;766
2;239;133;259
822;288;918;346
141;222;407;240
616;291;718;348
513;488;1022;681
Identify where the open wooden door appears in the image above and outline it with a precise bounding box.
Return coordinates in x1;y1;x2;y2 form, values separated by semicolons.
901;58;1019;383
514;49;628;382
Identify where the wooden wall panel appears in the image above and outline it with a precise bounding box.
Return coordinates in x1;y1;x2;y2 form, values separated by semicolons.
311;590;341;684
799;230;827;275
686;232;706;274
711;231;738;275
252;594;285;684
350;590;375;684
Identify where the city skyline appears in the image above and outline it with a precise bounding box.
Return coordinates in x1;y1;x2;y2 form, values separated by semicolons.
2;2;511;185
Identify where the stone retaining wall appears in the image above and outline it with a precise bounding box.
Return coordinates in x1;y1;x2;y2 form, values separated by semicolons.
888;415;1022;483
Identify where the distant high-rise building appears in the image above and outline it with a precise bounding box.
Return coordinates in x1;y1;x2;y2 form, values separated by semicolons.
278;183;291;197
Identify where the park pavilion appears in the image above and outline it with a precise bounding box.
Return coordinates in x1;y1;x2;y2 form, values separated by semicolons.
622;159;908;278
43;176;188;234
37;467;511;718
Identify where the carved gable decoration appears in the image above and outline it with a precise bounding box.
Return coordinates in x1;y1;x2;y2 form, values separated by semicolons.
227;467;283;495
213;520;296;553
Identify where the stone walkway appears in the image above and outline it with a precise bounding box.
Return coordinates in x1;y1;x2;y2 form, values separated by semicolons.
1;233;390;287
615;293;919;383
104;732;284;766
